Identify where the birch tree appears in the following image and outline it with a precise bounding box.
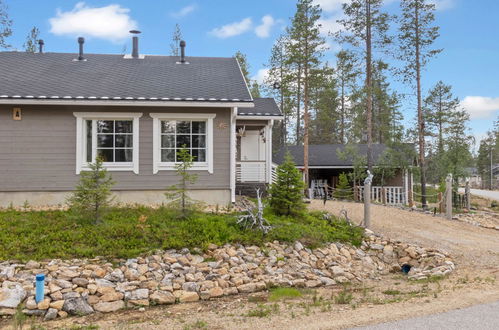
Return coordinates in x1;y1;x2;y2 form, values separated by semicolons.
23;26;40;53
170;23;182;56
336;0;392;171
397;0;441;208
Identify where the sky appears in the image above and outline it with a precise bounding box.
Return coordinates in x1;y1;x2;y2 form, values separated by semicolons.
3;0;499;149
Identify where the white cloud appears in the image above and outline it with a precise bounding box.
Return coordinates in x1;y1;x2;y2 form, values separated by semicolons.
461;96;499;119
255;15;276;38
171;4;197;18
252;68;269;85
49;2;137;42
210;18;253;38
318;13;344;36
430;0;455;11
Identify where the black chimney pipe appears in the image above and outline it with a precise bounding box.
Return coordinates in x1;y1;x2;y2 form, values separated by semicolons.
180;40;186;63
130;30;141;58
78;37;85;61
38;39;44;53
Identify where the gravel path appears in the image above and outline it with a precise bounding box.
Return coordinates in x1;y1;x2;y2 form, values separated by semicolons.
351;300;499;330
310;200;499;268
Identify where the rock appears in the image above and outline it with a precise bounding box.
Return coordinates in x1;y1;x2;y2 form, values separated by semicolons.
87;295;100;305
37;298;51;310
93;268;107;278
44;308;58;321
305;280;321;288
50;300;65;310
54;279;72;289
125;289;149;301
100;291;124;302
72;278;89;287
58;310;68;318
150;291;175;305
25;260;41;270
128;299;149;306
0;282;26;308
59;269;80;279
0;308;16;316
182;282;199;292
95;279;115;287
294;241;304;251
63;297;94;316
94;300;125;313
237;283;256;293
209;287;224;298
25;296;37;310
331;266;345;277
370;244;384;250
0;266;15;279
178;291;199;303
22;309;45;316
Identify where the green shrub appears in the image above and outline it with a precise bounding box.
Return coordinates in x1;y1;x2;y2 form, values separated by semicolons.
268;153;305;216
333;173;353;200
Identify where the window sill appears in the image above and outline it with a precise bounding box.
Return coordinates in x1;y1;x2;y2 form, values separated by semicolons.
80;163;138;174
154;163;211;174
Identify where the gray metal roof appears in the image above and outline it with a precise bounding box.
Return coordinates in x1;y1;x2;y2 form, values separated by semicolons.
238;98;282;116
274;144;412;167
0;51;252;103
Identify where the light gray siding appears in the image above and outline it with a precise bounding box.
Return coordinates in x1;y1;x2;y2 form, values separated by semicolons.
0;105;232;191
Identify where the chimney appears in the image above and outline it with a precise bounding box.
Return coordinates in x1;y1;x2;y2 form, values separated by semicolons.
38;39;44;53
78;37;85;61
179;40;186;63
130;30;141;59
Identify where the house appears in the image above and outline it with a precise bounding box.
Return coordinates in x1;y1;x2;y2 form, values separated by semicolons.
0;35;282;208
274;144;414;205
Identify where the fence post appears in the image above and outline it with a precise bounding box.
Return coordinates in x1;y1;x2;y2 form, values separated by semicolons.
445;173;453;220
438;192;443;213
381;187;386;205
363;171;374;228
465;180;471;210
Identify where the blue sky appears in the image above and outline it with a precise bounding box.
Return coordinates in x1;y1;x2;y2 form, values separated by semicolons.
3;0;499;147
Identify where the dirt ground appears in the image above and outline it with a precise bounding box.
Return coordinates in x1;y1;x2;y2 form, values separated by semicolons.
3;201;499;330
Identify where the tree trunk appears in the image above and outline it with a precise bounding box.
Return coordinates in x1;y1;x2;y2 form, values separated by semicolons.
341;78;345;144
296;64;302;145
366;0;373;171
415;2;427;208
303;44;310;191
280;63;286;147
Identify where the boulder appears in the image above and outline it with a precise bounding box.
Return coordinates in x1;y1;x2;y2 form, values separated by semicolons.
0;282;26;309
94;300;125;313
62;297;94;316
150;291;175;305
44;308;58;321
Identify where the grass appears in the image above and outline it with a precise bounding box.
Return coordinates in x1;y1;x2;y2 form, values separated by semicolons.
268;287;303;301
246;304;279;317
0;206;364;261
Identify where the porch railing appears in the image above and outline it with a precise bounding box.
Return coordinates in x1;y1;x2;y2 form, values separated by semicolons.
236;161;267;183
358;186;406;205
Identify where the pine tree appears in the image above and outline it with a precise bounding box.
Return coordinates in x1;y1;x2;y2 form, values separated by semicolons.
268;153;305;216
397;0;442;208
334;173;352;200
235;51;251;83
23;26;39;53
0;0;12;49
165;147;198;218
67;157;115;224
286;0;326;189
170;23;182;56
335;50;360;144
336;0;392;171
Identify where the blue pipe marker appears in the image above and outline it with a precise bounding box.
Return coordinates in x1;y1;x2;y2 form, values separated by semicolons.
35;274;45;303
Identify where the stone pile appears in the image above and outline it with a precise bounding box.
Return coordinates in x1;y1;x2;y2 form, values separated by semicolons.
0;232;454;320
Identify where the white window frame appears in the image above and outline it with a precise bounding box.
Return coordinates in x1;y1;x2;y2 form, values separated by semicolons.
74;112;142;174
150;113;216;174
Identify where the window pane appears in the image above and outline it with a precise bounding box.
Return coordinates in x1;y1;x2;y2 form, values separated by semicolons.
97;120;114;133
115;135;133;148
97;149;114;162
161;135;175;148
97;134;114;147
115;149;133;162
176;135;190;148
115;120;133;133
192;149;206;162
192;121;206;134
86;120;92;162
176;121;190;134
161;121;175;134
192;135;206;148
161;149;175;162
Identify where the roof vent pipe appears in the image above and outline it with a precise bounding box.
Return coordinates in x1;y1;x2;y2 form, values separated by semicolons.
38;39;44;53
130;30;141;59
179;40;186;63
78;37;85;61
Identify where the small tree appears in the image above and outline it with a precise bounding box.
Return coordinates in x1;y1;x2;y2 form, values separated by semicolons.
67;157;115;224
23;26;39;52
334;173;352;200
165;147;198;218
268;153;305;216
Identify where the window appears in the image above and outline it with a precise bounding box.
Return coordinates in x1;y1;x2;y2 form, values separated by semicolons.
74;112;142;174
151;113;216;174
